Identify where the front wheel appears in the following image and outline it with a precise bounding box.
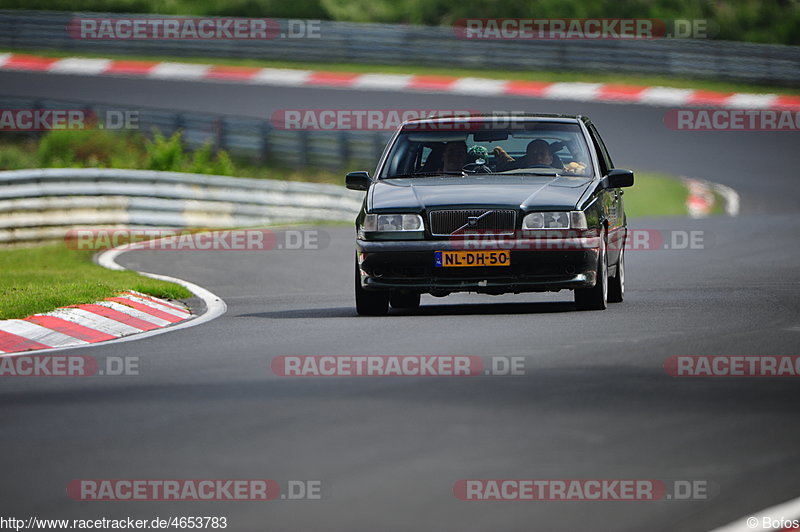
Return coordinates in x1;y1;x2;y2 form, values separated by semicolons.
574;236;608;311
607;247;624;303
355;259;389;316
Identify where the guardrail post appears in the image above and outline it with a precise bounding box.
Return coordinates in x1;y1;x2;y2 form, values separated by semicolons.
339;131;350;168
373;132;384;160
173;113;185;136
260;122;271;164
213;118;226;153
299;130;309;168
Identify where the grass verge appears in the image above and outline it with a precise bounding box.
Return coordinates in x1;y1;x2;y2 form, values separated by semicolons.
620;171;690;219
0;244;192;319
3;48;798;96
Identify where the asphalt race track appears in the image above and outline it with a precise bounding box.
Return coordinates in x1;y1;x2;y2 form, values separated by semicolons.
1;70;799;531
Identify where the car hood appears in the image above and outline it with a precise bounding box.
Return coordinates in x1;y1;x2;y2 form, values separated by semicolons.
369;175;593;212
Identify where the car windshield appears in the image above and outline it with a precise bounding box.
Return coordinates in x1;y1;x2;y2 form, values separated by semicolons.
379;122;594;179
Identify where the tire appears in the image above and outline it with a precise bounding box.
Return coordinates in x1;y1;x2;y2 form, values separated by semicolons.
608;247;624;303
355;258;389;316
390;292;421;309
574;235;608;311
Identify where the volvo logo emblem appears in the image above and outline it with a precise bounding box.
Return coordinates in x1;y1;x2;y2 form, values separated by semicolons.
452;211;494;234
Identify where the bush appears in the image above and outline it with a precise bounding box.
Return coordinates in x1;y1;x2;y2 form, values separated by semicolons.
142;131;236;175
212;150;235;176
36;129;142;168
143;131;186;171
0;143;38;171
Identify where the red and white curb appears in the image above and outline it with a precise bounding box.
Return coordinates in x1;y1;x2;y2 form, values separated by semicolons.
684;177;741;218
0;291;190;353
0;238;226;356
1;52;799;110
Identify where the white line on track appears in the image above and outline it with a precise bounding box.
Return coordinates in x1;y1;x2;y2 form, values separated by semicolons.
711;182;741;217
708;495;800;531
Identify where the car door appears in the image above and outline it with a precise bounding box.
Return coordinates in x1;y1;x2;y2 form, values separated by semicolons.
586;122;624;268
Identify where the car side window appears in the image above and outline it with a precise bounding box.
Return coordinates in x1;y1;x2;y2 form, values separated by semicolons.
586;123;614;176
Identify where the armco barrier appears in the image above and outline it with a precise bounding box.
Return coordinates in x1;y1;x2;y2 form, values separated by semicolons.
1;10;798;85
0;168;363;244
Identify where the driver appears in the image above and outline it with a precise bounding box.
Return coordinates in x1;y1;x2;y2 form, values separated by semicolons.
492;140;590;175
493;139;556;171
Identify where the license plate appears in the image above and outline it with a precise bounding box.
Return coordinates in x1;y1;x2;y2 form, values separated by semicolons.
434;250;511;267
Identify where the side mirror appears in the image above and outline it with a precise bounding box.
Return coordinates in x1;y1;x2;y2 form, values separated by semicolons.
605;169;634;188
346;171;371;191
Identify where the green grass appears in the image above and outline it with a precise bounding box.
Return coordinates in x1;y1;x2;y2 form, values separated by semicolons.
623;171;690;219
0;244;191;319
4;48;799;96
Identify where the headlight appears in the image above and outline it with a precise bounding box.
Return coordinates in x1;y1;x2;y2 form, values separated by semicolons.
363;214;424;232
522;211;587;230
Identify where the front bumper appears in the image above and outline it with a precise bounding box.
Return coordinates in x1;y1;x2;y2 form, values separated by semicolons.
356;237;600;294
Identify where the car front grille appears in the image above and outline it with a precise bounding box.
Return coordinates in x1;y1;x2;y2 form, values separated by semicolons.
429;209;517;236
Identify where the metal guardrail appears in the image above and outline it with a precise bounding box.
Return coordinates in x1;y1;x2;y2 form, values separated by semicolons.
0;168;363;244
1;10;799;85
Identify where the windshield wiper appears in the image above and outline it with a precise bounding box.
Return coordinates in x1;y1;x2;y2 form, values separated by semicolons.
502;171;564;177
384;172;463;178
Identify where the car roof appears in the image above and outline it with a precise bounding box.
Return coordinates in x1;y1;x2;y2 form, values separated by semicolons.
400;114;586;129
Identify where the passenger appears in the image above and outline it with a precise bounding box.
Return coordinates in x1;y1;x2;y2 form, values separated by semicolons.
440;141;468;172
420;144;445;173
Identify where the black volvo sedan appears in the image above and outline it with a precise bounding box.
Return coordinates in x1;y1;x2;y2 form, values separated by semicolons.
346;114;633;315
